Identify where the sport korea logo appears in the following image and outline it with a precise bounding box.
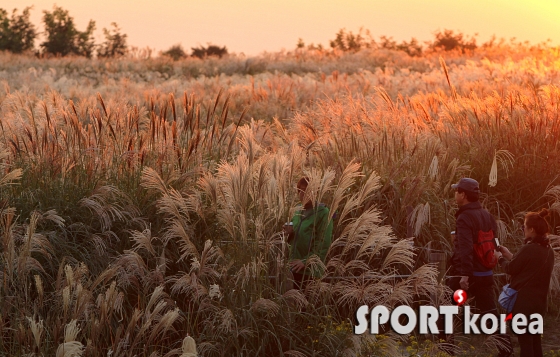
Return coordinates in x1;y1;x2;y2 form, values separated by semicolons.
453;289;466;306
354;290;543;336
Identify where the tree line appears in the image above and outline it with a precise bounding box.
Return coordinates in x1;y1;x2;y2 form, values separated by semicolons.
0;6;127;57
0;5;229;59
297;28;541;56
3;5;531;60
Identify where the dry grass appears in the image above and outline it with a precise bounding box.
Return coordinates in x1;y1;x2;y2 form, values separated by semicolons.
0;44;559;355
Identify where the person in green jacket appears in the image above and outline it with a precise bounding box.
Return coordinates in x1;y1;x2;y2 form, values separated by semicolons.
283;177;333;290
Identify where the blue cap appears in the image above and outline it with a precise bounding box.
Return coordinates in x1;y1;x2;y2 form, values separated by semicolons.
451;178;479;192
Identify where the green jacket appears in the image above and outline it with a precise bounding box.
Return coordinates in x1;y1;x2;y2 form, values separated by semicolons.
289;203;333;277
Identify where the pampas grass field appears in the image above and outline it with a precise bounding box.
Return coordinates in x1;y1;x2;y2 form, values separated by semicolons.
1;43;560;356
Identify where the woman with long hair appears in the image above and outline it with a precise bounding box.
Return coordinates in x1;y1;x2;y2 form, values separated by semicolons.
495;208;555;357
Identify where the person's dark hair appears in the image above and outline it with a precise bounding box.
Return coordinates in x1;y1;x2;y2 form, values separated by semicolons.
297;177;312;208
457;187;479;202
297;177;310;190
524;208;551;245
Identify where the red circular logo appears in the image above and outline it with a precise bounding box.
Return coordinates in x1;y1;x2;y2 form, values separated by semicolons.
453;289;467;306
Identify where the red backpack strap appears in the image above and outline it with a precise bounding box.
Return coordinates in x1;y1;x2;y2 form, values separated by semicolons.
474;230;497;269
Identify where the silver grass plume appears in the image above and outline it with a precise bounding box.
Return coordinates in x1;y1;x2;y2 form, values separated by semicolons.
180;336;197;357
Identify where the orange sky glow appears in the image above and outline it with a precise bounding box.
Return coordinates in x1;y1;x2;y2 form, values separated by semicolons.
2;0;560;55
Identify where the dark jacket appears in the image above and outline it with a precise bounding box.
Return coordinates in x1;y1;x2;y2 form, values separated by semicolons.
450;201;497;276
500;242;555;315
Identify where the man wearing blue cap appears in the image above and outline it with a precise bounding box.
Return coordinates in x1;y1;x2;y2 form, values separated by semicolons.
445;178;512;356
450;178;494;297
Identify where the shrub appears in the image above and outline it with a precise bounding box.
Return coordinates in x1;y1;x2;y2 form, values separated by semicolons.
191;44;228;58
430;29;477;52
162;44;187;60
329;28;374;52
379;35;423;56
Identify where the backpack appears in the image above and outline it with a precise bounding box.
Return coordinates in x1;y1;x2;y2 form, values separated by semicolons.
473;230;497;269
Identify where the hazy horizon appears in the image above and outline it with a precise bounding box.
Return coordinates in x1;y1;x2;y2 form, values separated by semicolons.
2;0;560;55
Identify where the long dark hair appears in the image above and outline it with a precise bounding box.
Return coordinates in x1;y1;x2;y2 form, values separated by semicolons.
524;208;551;246
297;176;310;190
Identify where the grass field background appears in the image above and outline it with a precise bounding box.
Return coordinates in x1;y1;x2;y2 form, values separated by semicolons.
1;44;560;356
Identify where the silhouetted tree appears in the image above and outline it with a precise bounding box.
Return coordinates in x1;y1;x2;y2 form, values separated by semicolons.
0;7;36;53
162;44;187;60
41;5;96;57
97;22;128;58
431;29;477;52
191;44;228;59
396;38;423;56
329;28;374;52
378;35;423;56
75;20;96;57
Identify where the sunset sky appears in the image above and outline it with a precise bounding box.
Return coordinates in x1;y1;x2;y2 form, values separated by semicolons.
3;0;560;55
